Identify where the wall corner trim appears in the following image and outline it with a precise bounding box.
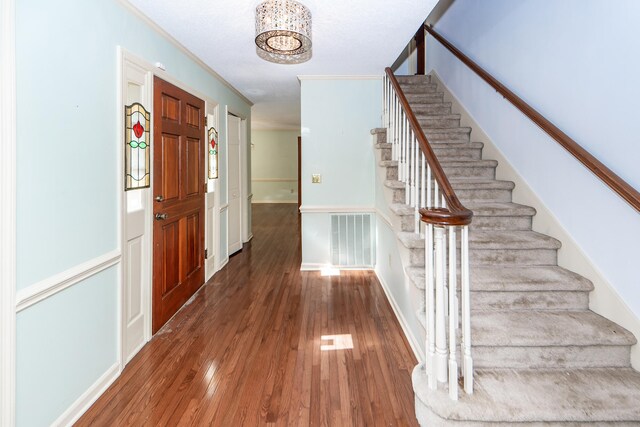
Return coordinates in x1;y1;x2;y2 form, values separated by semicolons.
51;363;120;427
0;0;17;423
15;250;122;313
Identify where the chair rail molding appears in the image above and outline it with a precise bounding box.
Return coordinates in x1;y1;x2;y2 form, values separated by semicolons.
15;250;122;313
0;0;17;424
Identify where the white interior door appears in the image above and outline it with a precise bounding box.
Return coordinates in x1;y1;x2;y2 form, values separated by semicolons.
228;114;242;255
122;54;152;364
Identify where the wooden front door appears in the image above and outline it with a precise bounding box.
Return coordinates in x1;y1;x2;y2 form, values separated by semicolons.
152;76;205;333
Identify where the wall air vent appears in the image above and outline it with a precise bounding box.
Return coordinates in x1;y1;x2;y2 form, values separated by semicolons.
330;214;374;267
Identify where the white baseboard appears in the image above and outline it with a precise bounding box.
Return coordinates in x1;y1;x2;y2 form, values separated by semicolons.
215;257;229;272
430;70;640;369
374;267;424;363
52;362;120;427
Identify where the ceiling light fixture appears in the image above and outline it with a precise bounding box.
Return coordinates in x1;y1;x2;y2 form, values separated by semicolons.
255;0;312;64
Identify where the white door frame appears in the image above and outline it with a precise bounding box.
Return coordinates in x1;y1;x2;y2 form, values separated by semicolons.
226;109;249;252
118;48;221;368
0;0;17;424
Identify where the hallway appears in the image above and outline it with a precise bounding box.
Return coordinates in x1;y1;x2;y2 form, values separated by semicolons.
77;204;418;426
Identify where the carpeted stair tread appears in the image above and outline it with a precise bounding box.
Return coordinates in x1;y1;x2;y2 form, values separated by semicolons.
397;75;431;85
389;203;415;216
384;179;405;189
465;201;536;217
413;366;640;424
406;265;593;293
379;160;398;167
448;178;515;190
473;265;593;292
472;310;636;347
397;230;561;251
440;159;498;168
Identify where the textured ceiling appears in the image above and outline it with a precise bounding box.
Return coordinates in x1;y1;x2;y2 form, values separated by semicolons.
127;0;439;129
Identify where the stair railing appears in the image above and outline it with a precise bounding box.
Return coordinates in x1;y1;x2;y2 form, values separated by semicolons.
421;24;640;213
383;67;473;400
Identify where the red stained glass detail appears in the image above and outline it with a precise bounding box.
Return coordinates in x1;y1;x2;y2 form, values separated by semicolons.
133;121;144;139
210;138;216;149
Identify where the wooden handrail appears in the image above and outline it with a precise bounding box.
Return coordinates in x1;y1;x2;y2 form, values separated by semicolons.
385;67;473;226
424;24;640;213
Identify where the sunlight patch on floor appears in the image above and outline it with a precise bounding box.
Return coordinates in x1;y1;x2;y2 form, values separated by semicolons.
321;334;354;351
320;267;341;276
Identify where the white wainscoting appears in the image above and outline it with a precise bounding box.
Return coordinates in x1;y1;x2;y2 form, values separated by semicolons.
51;363;120;427
15;250;122;313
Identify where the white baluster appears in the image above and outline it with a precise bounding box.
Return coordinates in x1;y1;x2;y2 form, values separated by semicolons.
421;154;426;209
434;182;439;209
405;119;410;205
434;225;448;383
426;223;436;390
414;136;420;232
409;131;415;207
448;226;459;400
461;225;473;394
427;165;432;209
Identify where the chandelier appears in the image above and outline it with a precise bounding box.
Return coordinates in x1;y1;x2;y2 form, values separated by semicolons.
255;0;312;64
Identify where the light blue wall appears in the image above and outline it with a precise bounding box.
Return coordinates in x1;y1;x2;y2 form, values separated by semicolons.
15;0;251;424
16;267;117;427
429;0;640;315
252;130;299;203
300;78;381;266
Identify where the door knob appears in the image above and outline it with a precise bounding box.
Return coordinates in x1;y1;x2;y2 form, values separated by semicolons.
154;195;164;202
155;213;168;221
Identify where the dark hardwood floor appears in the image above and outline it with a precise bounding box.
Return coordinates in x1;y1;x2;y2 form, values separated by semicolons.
77;204;418;426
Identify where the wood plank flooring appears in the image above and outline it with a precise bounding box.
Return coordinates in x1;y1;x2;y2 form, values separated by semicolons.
76;204;418;426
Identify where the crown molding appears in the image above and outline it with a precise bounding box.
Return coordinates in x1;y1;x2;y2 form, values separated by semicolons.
117;0;254;106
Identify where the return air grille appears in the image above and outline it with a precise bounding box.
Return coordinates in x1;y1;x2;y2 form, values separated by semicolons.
330;214;373;267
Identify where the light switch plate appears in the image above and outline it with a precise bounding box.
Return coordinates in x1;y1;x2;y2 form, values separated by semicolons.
311;174;322;184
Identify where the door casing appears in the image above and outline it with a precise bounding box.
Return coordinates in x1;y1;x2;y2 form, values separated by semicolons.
118;48;224;367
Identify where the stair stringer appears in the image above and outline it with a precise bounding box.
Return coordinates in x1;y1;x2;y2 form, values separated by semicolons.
429;71;640;369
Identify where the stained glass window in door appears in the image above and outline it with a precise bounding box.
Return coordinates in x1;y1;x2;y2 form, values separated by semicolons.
208;126;219;179
124;102;151;190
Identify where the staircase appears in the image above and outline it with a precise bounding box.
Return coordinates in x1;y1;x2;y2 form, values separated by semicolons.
373;74;640;425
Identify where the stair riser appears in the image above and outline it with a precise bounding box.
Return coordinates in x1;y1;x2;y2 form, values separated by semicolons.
412;104;452;115
385;166;398;180
391;188;406;204
457;188;513;203
433;146;482;160
472;291;589;311
442;165;496;179
378;147;392;161
425;132;470;143
407;247;558;267
373;132;386;144
397;76;432;85
418;117;461;128
406;94;445;104
474;345;631;369
399;83;439;94
470;216;532;231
